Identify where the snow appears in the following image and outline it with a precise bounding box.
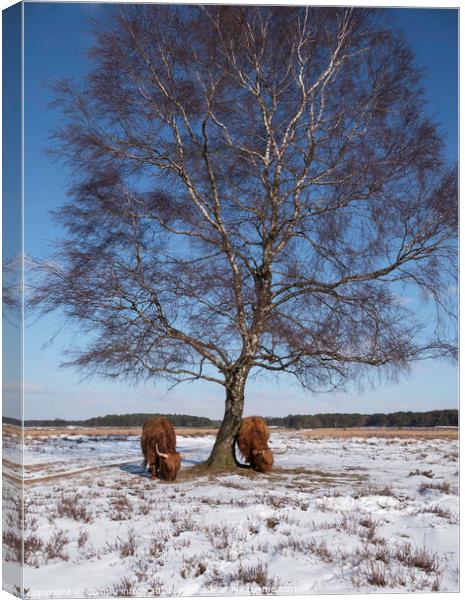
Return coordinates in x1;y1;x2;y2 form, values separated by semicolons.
2;431;459;596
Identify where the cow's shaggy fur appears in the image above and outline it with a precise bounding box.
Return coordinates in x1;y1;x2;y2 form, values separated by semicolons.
141;417;181;481
236;416;274;473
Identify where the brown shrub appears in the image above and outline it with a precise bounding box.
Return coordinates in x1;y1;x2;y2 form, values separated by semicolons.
394;542;441;574
45;530;69;562
419;481;451;494
77;529;89;548
364;561;387;587
118;528;137;558
109;494;133;520
181;556;207;579
56;494;92;523
232;562;280;592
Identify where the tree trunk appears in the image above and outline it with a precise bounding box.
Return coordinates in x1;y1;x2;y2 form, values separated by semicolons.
204;367;249;468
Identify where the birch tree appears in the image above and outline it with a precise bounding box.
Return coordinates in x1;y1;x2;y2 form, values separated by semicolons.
35;6;457;467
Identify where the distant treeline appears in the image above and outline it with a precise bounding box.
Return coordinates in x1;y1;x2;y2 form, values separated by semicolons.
3;409;458;429
3;413;214;428
267;409;458;429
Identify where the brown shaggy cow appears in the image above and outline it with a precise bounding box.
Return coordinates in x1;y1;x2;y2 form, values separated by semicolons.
236;416;274;473
141;417;181;481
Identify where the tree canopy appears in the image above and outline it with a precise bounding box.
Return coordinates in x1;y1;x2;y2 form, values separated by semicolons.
33;5;457;466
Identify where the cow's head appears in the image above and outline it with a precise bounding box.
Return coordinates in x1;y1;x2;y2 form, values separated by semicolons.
156;444;182;481
251;448;274;473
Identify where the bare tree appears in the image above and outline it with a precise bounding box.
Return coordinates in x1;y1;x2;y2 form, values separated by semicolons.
34;5;457;467
3;256;22;315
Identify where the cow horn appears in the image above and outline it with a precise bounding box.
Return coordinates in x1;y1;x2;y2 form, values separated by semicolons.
156;443;169;459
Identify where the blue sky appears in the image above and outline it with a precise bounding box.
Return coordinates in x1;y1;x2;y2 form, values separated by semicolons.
17;3;458;420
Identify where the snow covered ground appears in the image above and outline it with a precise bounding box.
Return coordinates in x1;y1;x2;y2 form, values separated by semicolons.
2;430;459;596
